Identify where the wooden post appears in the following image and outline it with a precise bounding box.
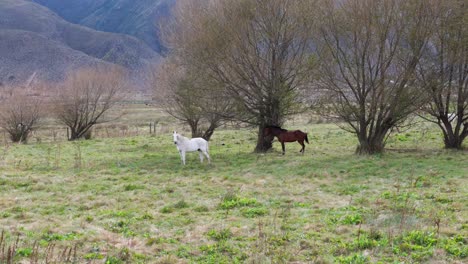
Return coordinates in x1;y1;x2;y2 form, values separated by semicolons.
153;120;158;135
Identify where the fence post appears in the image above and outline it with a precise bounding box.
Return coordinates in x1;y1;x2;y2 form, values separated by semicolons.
153;120;159;135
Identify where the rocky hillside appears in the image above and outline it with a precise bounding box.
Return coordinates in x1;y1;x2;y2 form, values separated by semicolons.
0;29;111;87
31;0;175;53
0;0;162;92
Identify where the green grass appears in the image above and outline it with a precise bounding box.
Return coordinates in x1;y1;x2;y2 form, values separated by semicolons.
0;120;467;263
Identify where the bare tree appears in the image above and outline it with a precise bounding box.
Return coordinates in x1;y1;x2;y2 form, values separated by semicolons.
418;0;468;149
155;61;203;138
0;93;42;143
164;0;315;152
314;0;433;154
154;59;233;140
54;67;124;140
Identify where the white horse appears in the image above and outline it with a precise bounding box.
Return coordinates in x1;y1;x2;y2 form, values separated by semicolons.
173;131;211;165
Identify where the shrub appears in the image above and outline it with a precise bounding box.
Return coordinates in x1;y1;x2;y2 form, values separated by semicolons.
241;207;268;218
173;200;189;209
443;235;468;258
336;253;369;264
207;228;232;241
0;93;42;143
219;196;257;210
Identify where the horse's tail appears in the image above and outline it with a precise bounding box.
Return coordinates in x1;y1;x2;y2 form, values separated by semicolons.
305;133;309;144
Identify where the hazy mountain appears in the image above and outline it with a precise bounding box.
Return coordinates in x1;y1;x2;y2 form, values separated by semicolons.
0;29;111;86
0;0;161;92
31;0;175;53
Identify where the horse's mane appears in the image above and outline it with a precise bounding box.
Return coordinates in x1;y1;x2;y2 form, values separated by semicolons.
266;125;287;132
176;133;189;141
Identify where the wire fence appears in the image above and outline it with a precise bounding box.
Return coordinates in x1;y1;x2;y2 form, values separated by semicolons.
0;121;170;146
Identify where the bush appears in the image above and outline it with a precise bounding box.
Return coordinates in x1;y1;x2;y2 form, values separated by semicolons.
207;228;232;241
336;253;369;264
0;93;42;143
241;207;268;218
443;235;468;258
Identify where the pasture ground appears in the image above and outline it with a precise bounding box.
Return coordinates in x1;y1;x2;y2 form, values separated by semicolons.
0;111;467;263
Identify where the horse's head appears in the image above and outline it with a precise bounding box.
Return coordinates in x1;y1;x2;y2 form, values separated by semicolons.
264;126;284;137
263;127;272;137
173;131;178;145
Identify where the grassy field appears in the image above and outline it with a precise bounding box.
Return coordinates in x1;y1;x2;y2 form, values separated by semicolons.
0;113;467;263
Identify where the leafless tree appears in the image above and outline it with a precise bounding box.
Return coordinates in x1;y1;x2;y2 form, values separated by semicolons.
54;67;125;140
0;93;42;143
314;0;433;154
417;0;468;149
153;59;234;140
164;0;315;152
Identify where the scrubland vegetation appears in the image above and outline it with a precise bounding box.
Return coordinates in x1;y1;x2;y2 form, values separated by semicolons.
0;112;466;263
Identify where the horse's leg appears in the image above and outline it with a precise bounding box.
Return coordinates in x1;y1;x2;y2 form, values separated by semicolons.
299;140;305;154
203;150;211;164
281;141;285;155
199;151;204;163
181;150;186;165
178;150;183;164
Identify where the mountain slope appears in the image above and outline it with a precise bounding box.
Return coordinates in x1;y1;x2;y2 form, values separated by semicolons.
0;0;160;69
32;0;175;53
0;0;161;91
0;29;110;85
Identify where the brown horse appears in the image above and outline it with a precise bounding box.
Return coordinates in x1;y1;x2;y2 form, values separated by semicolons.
264;126;309;155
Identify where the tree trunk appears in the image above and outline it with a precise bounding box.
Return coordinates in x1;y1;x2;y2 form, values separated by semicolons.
69;126;93;141
356;132;387;155
202;124;217;141
443;128;467;149
444;136;463;149
255;125;274;153
188;120;202;138
254;99;283;153
255;115;281;153
438;119;467;149
10;128;30;143
69;129;80;141
356;140;385;155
